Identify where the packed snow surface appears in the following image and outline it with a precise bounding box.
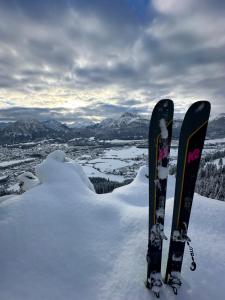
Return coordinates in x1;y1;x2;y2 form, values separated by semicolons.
0;151;224;300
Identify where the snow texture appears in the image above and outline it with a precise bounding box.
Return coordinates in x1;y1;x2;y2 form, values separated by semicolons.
158;165;169;179
36;150;95;192
17;172;40;192
0;151;224;300
159;119;168;139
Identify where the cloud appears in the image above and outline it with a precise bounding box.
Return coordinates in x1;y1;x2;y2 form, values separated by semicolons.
0;0;224;120
0;107;64;122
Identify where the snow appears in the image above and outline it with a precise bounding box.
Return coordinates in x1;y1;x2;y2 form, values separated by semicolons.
75;146;147;182
17;172;40;192
47;149;66;162
82;164;125;182
0;151;224;300
0;158;35;169
158;166;169;179
0;175;8;181
6;182;20;193
212;157;225;166
36;150;95;192
103;139;145;144
159;119;168;139
89;158;134;173
69;120;95;128
104;146;146;159
205;137;225;144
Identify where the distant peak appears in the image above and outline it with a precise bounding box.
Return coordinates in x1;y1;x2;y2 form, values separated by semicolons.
120;112;139;118
211;113;225;121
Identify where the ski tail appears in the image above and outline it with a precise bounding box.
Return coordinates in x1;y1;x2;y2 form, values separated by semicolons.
164;101;211;288
147;99;174;296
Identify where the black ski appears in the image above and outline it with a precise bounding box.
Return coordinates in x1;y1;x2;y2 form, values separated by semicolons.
146;99;174;297
164;101;211;294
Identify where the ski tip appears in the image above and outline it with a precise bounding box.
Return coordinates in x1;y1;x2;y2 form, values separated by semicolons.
178;100;211;136
188;100;211;116
149;99;174;122
157;99;174;108
148;99;174;136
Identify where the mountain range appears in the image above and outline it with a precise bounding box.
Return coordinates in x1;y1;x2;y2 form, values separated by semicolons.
0;112;224;144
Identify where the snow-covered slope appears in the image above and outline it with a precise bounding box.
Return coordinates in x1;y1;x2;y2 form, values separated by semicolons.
98;112;148;129
70;119;95;128
0;151;224;300
42;119;70;132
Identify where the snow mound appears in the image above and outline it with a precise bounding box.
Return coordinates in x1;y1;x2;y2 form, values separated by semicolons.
112;166;148;207
0;154;224;300
133;165;148;183
17;171;40;192
36;150;95;192
47;149;66;162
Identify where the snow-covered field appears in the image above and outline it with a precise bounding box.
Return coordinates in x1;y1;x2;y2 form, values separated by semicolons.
0;151;224;300
103;146;146;159
0;158;35;169
82;165;125;182
76;146;147;181
211;157;225;166
74;140;224;182
205;137;225;144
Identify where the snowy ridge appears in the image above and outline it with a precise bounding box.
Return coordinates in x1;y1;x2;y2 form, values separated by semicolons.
70;119;95;128
0;151;224;300
98;112;148;129
42;119;70;132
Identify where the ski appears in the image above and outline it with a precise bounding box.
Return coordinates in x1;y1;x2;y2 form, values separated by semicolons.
146;99;174;297
164;101;211;294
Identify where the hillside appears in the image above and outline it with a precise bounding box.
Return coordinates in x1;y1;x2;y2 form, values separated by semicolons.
0;113;225;144
0;151;224;299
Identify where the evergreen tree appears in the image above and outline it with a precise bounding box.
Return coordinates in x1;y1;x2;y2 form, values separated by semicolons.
219;158;223;166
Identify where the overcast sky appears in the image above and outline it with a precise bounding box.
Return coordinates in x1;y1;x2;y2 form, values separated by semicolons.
0;0;224;122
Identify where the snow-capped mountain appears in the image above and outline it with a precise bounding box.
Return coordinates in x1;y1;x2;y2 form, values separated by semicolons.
69;120;95;128
0;119;73;144
0;111;225;144
117;112;146;127
210;113;225;121
0;119;52;144
98;112;148;129
42;119;70;132
207;114;225;138
76;112;225;139
98;118;115;128
88;112;149;139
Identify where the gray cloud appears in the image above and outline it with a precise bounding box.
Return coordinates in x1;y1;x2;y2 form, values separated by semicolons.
0;0;224;119
0;99;150;123
0;107;65;122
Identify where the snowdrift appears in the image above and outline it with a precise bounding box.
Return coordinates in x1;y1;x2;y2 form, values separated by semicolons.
0;151;224;300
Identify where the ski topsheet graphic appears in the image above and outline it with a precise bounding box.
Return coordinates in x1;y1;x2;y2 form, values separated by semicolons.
164;101;211;294
146;99;174;297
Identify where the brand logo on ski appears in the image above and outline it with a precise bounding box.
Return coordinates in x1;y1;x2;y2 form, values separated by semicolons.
187;148;200;164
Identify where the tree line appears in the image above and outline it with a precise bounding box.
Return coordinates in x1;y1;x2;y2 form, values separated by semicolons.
169;150;225;201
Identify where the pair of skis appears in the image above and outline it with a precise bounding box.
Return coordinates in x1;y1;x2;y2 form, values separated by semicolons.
146;100;211;297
